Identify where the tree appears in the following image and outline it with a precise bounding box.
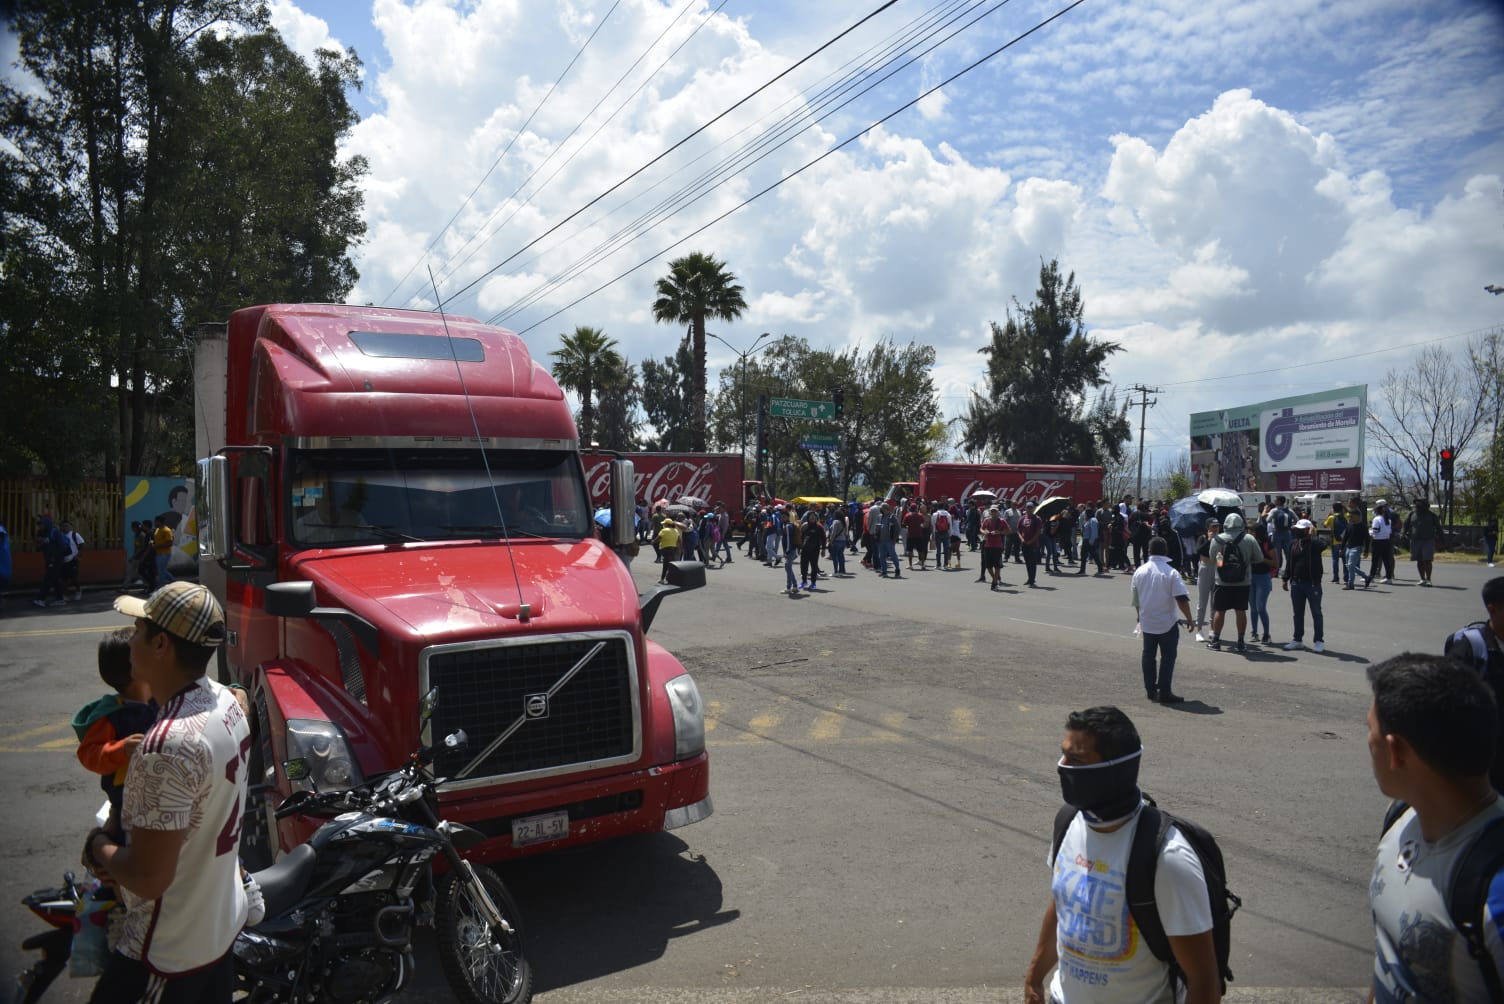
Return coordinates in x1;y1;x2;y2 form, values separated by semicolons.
706;336;939;498
592;358;642;452
639;338;695;452
962;260;1130;466
1367;332;1501;504
549;326;623;448
0;1;366;480
651;252;746;452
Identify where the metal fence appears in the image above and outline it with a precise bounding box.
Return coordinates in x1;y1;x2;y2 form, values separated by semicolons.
0;479;125;552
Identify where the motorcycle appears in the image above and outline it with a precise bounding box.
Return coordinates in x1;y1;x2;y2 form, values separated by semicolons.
234;726;532;1004
9;873;114;1004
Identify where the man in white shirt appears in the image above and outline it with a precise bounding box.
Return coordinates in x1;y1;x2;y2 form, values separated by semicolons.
83;582;249;1004
1132;537;1196;703
1025;707;1220;1004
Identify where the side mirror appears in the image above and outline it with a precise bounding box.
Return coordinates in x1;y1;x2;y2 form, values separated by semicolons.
195;456;231;561
610;459;636;547
264;581;317;617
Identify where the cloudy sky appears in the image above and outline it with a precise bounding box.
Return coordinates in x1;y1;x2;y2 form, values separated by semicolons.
80;2;1504;463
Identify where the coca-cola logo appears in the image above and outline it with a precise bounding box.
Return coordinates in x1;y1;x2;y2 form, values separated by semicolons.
960;478;1069;504
584;460;719;503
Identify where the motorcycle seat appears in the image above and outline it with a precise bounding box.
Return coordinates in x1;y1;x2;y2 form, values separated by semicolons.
251;843;318;920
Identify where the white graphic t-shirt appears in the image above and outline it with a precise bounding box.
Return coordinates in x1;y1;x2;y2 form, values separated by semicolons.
1048;807;1213;1004
1370;798;1504;1003
120;676;250;974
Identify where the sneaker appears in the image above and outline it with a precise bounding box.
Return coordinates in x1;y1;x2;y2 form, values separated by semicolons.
1236;640;1246;653
1194;631;1207;643
1420;579;1432;587
1383;577;1392;584
990;581;999;591
1262;633;1272;644
31;598;45;608
1206;640;1221;651
1342;584;1354;590
1314;641;1325;653
1283;640;1303;651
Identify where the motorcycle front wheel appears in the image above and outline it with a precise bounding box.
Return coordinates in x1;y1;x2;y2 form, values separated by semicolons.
435;865;533;1004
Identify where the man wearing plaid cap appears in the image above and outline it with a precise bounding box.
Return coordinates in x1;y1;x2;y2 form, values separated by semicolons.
81;582;250;1004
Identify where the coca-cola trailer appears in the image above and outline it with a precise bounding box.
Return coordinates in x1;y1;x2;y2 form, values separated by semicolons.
582;452;769;510
885;462;1105;508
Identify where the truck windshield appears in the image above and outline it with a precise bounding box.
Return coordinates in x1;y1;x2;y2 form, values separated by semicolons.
288;448;591;546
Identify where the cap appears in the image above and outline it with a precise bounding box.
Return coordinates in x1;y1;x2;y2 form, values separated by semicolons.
1295;518;1314;530
1375;498;1387;507
115;581;226;647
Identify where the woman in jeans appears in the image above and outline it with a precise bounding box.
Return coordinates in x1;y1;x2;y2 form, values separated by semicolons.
1249;523;1275;644
1193;519;1220;642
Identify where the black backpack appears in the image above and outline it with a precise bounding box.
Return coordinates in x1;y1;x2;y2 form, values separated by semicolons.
1443;623;1504;794
1216;532;1248;581
1052;796;1241;996
1381;801;1504;1001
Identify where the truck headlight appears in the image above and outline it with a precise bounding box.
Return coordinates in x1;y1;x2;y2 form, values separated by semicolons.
664;673;705;759
283;719;364;793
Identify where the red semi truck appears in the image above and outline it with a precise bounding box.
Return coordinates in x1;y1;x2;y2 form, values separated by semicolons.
193;304;712;868
885;462;1105;508
581;451;772;510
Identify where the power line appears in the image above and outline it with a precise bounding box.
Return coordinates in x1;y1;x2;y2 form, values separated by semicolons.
512;0;1093;335
434;0;903;311
378;0;627;306
487;0;995;325
397;0;722;308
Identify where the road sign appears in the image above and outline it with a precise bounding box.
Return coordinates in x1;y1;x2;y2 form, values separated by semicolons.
800;433;839;451
770;396;834;421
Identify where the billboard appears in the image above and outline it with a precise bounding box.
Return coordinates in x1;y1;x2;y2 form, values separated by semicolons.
1189;385;1365;493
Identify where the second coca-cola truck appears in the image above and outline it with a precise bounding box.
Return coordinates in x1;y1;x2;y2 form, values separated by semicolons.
885;462;1105;507
194;303;712;868
581;451;771;510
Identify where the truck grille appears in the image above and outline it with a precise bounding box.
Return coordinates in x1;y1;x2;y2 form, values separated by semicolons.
424;634;639;786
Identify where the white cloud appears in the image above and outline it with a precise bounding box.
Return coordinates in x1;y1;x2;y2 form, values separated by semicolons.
267;0;347;64
293;0;1502;457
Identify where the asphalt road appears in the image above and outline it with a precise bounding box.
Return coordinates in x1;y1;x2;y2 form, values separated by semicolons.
0;549;1491;1003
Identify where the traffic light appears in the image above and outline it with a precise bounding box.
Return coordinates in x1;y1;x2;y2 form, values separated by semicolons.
833;388;844;419
1440;447;1454;482
756;423;768;459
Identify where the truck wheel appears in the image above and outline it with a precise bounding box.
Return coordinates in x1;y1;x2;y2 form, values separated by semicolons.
435;865;532;1004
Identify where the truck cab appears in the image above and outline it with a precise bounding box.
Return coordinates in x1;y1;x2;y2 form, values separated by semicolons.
195;304;712;867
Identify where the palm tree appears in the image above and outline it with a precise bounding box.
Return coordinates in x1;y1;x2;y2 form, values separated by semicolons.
549;326;623;447
651;252;747;451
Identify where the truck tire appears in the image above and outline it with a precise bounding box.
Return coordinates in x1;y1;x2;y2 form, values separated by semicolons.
435;865;532;1004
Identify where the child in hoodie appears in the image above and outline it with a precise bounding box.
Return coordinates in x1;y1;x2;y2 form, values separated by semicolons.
71;627;157;842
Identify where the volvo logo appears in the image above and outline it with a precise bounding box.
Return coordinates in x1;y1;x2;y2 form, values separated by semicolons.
524;693;550;720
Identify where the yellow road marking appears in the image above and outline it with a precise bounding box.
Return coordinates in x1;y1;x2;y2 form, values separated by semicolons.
950;707;976;735
2;724;72;743
705;700;723;733
38;737;77;750
809;711;845;740
0;625;118;639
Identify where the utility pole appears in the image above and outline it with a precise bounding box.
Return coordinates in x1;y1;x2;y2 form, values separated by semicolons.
1129;385;1160;500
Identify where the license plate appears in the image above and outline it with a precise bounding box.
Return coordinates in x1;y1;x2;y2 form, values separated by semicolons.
511;810;569;847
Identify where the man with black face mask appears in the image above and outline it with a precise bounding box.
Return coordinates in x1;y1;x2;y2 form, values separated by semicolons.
1025;707;1219;1004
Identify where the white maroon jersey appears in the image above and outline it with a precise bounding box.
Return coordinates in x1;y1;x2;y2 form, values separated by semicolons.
119;676;251;973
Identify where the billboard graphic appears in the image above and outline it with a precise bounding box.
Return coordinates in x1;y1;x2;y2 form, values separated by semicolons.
1189;386;1366;493
123;476;198;573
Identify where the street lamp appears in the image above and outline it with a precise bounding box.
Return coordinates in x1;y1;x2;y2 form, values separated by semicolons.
708;330;773;462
